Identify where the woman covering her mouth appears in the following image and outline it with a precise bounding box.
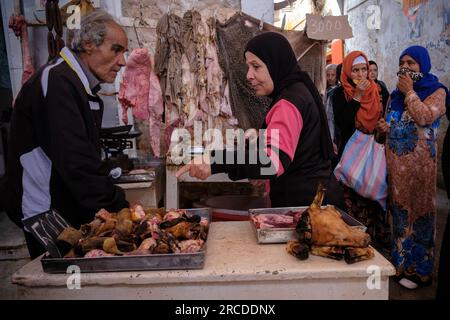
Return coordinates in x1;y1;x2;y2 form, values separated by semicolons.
382;45;450;289
176;32;343;208
331;51;390;252
332;51;381;158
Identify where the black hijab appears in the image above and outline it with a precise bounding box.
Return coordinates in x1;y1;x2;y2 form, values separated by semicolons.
244;32;334;160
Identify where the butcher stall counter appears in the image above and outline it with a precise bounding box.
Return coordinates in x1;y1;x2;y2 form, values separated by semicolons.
11;221;395;300
166;152;248;209
166;167;249;209
115;160;165;208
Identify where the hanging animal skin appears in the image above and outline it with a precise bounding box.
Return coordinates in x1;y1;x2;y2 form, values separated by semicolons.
56;34;65;53
54;0;64;37
47;31;56;59
45;0;54;31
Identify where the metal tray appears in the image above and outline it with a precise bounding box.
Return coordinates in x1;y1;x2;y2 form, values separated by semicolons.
114;171;155;184
249;206;366;244
41;208;212;274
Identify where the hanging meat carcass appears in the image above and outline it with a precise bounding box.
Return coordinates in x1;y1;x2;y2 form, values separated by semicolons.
181;53;203;127
155;10;239;154
181;10;209;124
148;68;164;158
118;48;164;158
156;14;184;114
8;14;35;85
118;48;152;124
205;16;238;129
155;13;184;148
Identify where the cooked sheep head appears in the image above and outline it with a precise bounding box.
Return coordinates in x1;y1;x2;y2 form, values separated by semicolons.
286;240;309;260
310;183;326;211
310;245;345;260
344;247;375;264
300;184;371;248
308;205;370;247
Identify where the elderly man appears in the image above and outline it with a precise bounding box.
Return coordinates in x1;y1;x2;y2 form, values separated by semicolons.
0;10;129;258
325;64;337;93
324;64;341;158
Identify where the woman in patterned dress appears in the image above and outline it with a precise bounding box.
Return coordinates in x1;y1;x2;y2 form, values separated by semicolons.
377;45;450;289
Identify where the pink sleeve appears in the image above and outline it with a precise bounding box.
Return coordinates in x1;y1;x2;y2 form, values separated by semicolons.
264;99;303;177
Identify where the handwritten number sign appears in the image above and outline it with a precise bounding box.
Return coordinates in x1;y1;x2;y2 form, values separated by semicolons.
306;14;353;40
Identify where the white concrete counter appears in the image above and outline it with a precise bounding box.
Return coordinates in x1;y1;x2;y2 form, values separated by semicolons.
12;221;395;300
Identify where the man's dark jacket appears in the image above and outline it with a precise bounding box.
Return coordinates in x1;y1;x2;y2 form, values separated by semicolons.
0;49;128;229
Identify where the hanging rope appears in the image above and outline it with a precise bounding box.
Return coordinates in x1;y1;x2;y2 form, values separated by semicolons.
132;3;151;48
133;17;143;48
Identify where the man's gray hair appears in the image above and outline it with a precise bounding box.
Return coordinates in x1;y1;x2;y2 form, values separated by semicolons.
326;64;337;71
70;10;118;53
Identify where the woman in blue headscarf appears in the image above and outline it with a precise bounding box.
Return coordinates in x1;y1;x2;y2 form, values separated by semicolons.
377;45;450;289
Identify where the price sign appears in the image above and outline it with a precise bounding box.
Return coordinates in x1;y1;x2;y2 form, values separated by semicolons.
306;14;353;40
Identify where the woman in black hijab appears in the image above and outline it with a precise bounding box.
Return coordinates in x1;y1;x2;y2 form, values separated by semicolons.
177;32;343;207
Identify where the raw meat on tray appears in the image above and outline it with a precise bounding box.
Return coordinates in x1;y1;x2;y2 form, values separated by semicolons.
251;210;304;229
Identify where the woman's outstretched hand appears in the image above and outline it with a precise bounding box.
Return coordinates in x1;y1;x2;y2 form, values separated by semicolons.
175;155;212;181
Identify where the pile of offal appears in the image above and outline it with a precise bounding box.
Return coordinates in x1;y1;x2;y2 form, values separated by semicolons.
56;206;208;258
287;185;375;264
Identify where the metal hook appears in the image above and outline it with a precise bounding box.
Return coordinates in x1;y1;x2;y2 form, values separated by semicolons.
190;0;197;11
280;13;287;31
259;13;265;30
33;11;45;25
167;0;175;14
139;3;145;22
133;17;143;48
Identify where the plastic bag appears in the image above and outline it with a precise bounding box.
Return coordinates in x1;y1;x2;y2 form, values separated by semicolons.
334;130;387;209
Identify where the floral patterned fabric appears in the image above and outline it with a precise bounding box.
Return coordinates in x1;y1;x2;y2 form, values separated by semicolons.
342;186;391;251
386;88;446;285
